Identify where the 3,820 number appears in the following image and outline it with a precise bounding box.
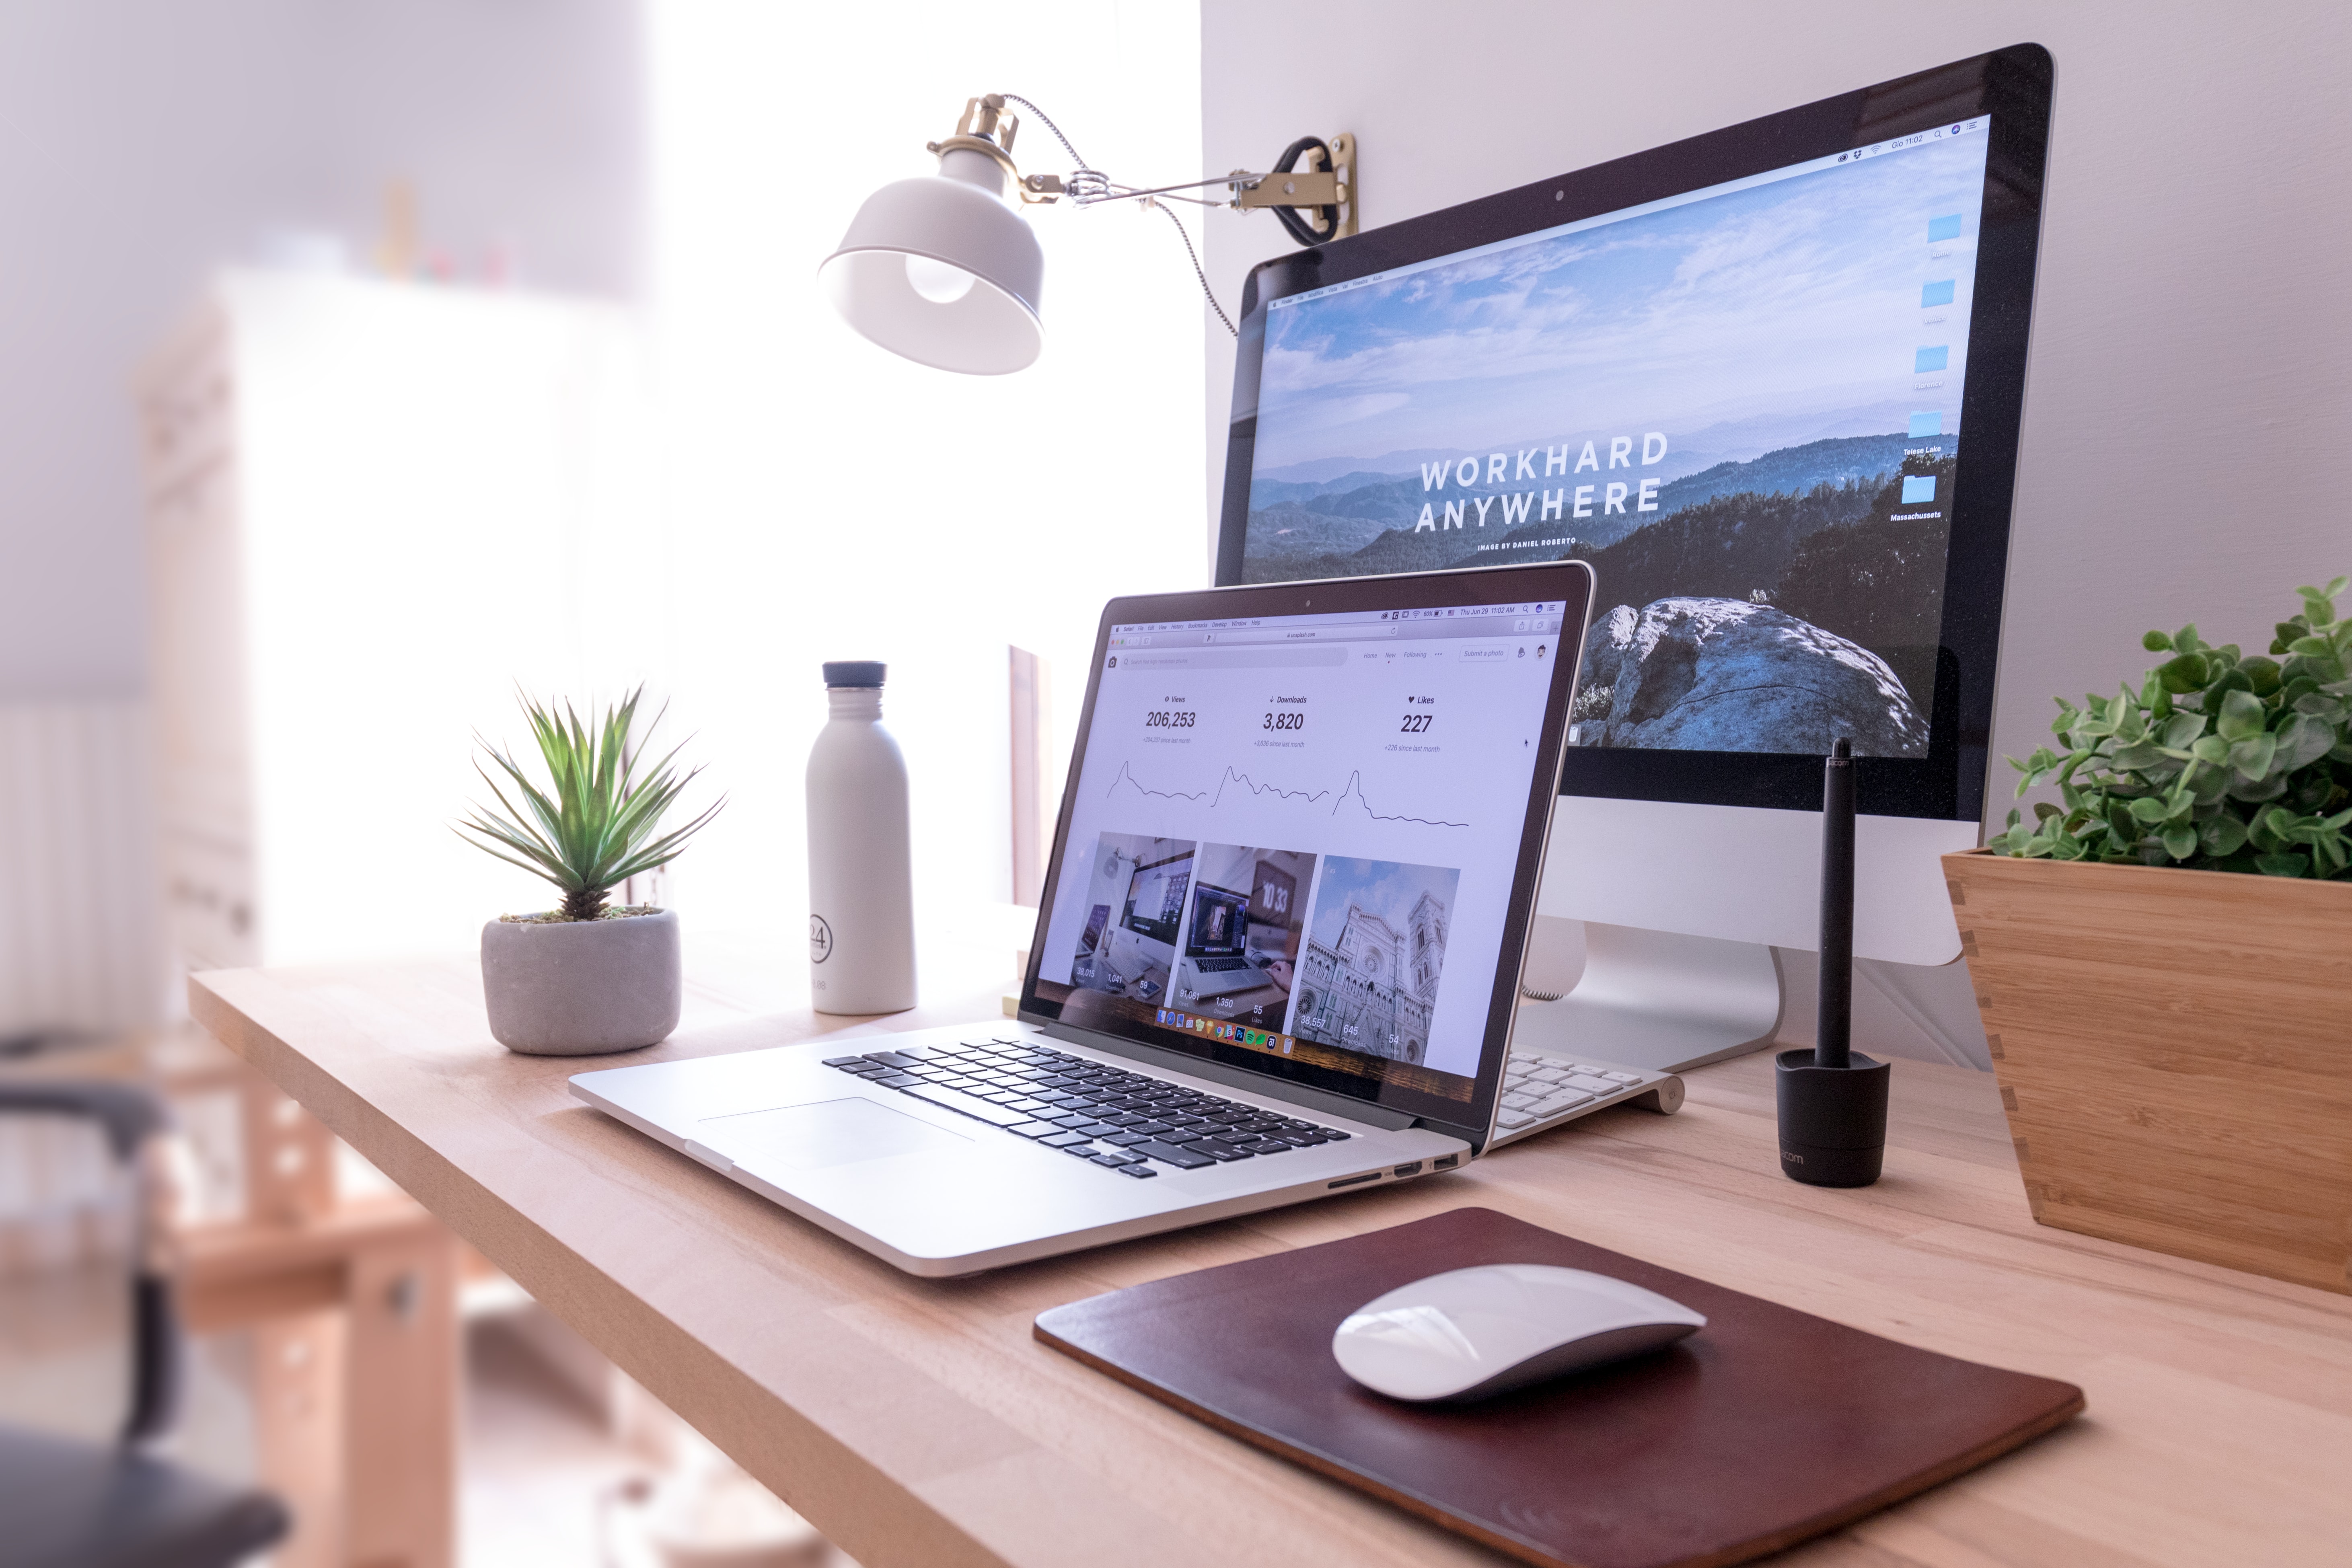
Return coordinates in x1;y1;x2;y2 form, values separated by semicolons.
1262;712;1306;731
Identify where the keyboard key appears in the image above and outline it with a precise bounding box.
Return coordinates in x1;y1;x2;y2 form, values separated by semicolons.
1188;1139;1254;1162
871;1072;920;1088
1060;1141;1102;1158
1563;1074;1615;1094
1157;1129;1205;1145
1072;1122;1124;1138
861;1051;922;1068
1039;1131;1091;1148
821;1056;868;1067
1006;1121;1063;1139
901;1085;1028;1127
1601;1071;1642;1084
1103;1132;1151;1147
1134;1140;1214;1169
1115;1162;1158;1178
1089;1152;1137;1167
1497;1109;1538;1129
1502;1091;1539;1110
1129;1121;1176;1136
1533;1091;1593;1116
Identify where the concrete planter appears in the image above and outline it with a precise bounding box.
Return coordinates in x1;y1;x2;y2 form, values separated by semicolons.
481;908;681;1056
1943;849;2352;1294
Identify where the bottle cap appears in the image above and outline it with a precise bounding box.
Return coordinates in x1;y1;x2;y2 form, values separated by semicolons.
822;661;887;688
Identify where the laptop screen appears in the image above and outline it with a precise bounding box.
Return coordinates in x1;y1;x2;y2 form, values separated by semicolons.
1026;570;1587;1123
1186;884;1251;958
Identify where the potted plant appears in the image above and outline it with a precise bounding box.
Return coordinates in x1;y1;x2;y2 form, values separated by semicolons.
1944;579;2352;1294
458;688;724;1056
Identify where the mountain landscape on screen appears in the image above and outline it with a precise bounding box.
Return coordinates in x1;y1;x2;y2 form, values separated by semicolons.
1243;435;1957;758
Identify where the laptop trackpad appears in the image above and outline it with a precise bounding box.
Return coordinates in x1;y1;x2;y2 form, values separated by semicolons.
698;1097;973;1171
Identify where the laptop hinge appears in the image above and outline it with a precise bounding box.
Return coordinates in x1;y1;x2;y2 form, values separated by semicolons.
1037;1021;1419;1132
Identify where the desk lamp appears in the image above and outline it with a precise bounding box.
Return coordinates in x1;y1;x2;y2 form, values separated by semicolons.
821;93;1355;373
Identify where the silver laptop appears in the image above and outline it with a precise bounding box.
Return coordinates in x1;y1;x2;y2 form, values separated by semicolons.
572;562;1683;1276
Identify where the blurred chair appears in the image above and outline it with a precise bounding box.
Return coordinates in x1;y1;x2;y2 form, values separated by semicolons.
0;1081;289;1568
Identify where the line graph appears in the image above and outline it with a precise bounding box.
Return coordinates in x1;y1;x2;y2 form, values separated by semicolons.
1104;760;1469;828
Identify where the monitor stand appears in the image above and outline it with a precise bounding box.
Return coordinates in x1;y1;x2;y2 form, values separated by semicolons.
1509;921;1789;1075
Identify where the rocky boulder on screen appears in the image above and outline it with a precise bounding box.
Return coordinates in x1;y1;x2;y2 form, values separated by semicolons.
1571;598;1927;756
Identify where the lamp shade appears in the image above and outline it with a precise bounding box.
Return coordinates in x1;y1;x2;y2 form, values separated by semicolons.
820;148;1044;375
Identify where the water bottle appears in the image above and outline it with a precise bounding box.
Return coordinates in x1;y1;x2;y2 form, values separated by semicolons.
806;661;917;1013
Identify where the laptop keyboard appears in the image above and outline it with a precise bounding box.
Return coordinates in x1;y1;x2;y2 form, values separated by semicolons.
1190;956;1258;973
821;1036;1352;1177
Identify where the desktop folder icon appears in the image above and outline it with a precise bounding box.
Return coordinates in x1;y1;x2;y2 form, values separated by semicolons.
1901;476;1938;505
1927;214;1963;242
1915;346;1949;374
1921;279;1956;308
1908;411;1942;438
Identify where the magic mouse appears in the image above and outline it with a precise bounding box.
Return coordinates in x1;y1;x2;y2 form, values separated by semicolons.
1331;1264;1706;1402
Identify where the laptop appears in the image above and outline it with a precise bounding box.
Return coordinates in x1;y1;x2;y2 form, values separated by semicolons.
1175;882;1273;1000
572;561;1684;1276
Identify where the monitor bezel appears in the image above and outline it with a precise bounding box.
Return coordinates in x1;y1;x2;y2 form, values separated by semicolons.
1017;559;1597;1144
1212;43;2054;824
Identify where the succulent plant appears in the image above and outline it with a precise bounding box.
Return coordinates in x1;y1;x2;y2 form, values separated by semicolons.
458;688;724;919
1990;578;2352;878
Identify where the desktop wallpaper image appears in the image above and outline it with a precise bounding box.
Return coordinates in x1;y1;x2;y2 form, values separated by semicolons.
1243;131;1992;758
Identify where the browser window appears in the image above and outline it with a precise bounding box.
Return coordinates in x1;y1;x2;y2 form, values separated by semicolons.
1031;599;1570;1102
1238;121;1993;760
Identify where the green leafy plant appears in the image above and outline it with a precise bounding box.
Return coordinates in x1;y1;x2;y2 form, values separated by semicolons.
457;688;724;920
1990;578;2352;878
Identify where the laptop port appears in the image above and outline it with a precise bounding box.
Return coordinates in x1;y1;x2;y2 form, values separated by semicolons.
1393;1161;1423;1178
1326;1171;1380;1189
1433;1154;1459;1170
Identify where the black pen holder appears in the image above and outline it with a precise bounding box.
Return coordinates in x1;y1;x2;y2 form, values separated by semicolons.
1774;1049;1889;1188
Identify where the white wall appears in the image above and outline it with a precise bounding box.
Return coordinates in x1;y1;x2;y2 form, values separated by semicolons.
0;0;646;702
646;0;1206;990
1200;0;2352;839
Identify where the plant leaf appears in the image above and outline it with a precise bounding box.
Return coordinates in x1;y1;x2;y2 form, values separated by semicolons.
2200;813;2249;857
2215;688;2267;742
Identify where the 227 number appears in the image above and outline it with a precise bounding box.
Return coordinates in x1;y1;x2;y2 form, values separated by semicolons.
1399;713;1433;733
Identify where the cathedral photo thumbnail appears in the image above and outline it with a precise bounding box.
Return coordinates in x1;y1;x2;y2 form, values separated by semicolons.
1289;857;1458;1064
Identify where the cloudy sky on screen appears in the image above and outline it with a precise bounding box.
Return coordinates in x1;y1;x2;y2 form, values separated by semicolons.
1252;133;1990;472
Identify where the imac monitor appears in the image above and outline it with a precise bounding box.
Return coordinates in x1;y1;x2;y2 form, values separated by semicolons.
1213;44;2053;1064
1122;851;1194;947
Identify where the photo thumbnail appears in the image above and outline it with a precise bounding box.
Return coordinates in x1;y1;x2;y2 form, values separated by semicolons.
1058;832;1196;1005
1289;857;1460;1065
1170;844;1316;1034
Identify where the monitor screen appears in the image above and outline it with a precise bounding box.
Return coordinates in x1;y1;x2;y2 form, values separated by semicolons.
1216;45;2051;820
1242;125;1990;760
1027;583;1582;1112
1122;851;1193;945
1186;883;1251;957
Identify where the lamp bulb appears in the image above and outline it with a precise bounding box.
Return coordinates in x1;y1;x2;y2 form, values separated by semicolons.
903;253;977;304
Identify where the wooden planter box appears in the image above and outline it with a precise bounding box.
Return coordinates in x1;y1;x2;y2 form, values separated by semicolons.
1943;849;2352;1294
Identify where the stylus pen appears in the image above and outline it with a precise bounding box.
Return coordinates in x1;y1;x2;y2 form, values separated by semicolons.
1816;737;1855;1070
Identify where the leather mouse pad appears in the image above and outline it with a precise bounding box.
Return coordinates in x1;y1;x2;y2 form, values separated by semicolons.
1034;1207;2081;1568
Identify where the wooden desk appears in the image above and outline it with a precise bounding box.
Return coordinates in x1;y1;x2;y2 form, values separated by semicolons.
190;957;2352;1568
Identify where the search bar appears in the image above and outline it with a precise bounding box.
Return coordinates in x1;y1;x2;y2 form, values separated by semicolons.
1117;647;1349;670
1201;625;1398;644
